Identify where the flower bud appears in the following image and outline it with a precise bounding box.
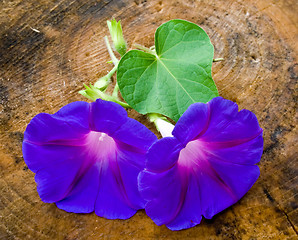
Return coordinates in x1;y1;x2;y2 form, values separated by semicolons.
107;19;127;56
94;75;110;91
79;84;101;101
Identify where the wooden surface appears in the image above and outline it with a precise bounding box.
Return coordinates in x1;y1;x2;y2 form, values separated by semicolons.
0;0;297;239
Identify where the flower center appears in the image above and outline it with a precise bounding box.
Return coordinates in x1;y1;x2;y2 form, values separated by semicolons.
85;131;117;162
178;139;206;170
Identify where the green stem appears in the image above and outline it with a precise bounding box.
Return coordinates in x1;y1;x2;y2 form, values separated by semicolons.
97;89;131;108
213;58;224;62
104;36;119;65
148;113;163;123
94;64;118;88
111;98;131;108
80;35;131;108
148;113;161;133
133;43;156;55
106;64;118;79
112;82;119;98
148;113;174;138
104;36;122;101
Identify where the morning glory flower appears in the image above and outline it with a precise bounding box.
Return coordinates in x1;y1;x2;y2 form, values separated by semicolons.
138;97;263;230
23;99;157;219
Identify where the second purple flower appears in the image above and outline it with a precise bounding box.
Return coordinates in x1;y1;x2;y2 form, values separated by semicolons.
138;97;263;230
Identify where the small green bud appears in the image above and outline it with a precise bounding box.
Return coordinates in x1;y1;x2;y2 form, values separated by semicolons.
94;75;110;91
78;89;89;99
107;19;127;56
79;84;101;101
79;83;131;108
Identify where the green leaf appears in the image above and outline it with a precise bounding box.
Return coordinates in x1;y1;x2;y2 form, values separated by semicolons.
117;19;218;121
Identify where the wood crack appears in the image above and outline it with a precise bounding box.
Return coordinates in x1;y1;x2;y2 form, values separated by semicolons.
263;188;297;236
280;207;298;236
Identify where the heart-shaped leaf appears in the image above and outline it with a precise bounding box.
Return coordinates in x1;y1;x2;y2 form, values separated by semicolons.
117;19;218;121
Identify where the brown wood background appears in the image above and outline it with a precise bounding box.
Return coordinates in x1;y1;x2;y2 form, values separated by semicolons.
0;0;297;239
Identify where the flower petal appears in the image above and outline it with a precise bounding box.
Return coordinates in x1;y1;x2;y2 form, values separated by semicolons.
94;160;137;219
194;154;260;219
93;138;153;219
23;140;86;173
166;173;202;230
139;166;183;226
34;147;86;202
24;101;90;144
113;118;157;151
145;137;182;172
115;147;149;209
90;99;128;135
54;101;91;127
172;102;209;145
55;164;100;213
195;168;235;219
206;134;264;165
207;158;260;200
201;97;262;142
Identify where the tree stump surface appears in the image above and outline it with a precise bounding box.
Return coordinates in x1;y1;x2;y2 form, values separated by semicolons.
0;0;297;239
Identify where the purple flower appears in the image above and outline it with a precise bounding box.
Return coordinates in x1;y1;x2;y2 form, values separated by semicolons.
138;97;263;230
23;99;157;219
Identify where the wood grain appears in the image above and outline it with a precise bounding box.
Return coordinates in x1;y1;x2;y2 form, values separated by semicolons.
0;0;297;239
